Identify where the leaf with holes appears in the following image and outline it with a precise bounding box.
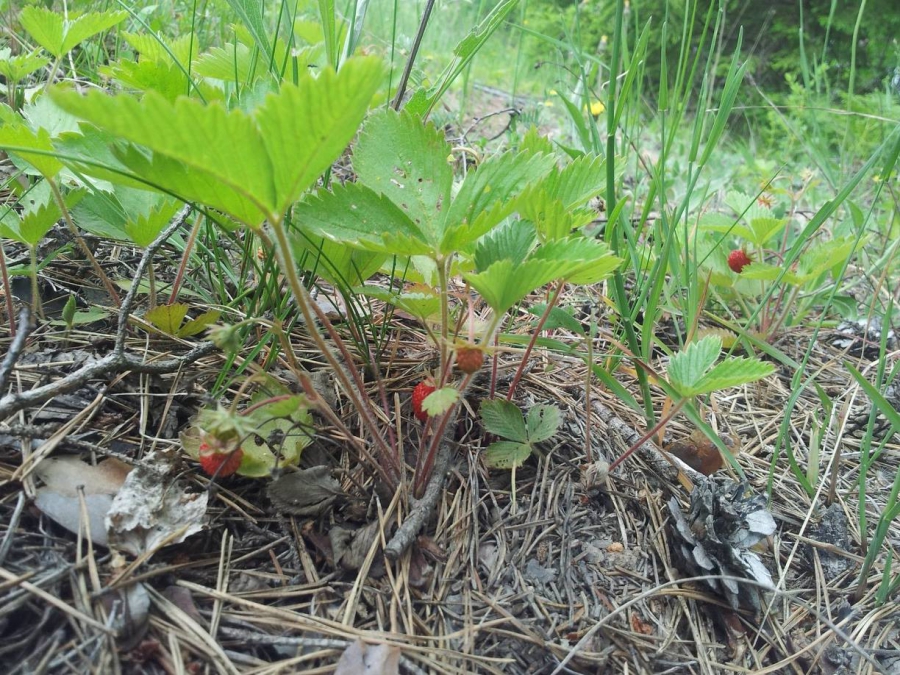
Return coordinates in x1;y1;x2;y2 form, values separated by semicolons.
484;440;532;469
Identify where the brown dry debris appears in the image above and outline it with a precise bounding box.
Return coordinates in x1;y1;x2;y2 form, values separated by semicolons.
2;249;900;673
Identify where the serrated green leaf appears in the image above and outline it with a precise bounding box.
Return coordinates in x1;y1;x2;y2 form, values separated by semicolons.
0;49;49;81
19;7;127;58
464;257;570;313
125;197;181;247
529;236;621;285
797;236;859;281
739;261;801;285
18;7;65;57
540;154;606;209
15;198;61;246
516;188;581;241
359;287;441;320
51;56;382;225
145;303;189;335
52;88;272;221
483;440;532;469
526;404;560;443
480;399;527;443
53;127;150;191
292;232;386;287
440;151;556;252
520;126;554;155
193;43;255;83
473;220;536;272
0;123;63;178
101;59;193;102
256;57;383;214
296;182;429;254
422;386;459;417
353;109;452;245
60;10;128;54
748;216;787;246
689;357;775;395
667;335;722;395
176;310;221;337
245;394;309;422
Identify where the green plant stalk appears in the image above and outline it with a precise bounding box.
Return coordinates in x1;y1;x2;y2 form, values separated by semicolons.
391;0;436;109
48;179;121;306
0;242;15;336
506;281;564;401
415;309;505;497
268;216;400;487
437;255;451;384
28;246;43;319
413;373;473;498
606;0;654;426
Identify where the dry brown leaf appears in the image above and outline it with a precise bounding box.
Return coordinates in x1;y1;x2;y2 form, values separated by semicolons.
666;429;741;475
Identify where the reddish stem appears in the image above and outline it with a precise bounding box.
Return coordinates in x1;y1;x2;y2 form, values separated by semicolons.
506;282;564;401
607;398;686;473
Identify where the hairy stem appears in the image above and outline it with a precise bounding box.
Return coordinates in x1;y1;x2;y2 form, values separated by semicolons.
268;217;400;487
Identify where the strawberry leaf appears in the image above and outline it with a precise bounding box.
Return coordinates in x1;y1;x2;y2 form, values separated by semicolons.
483;440;532;469
480;399;528;443
422;386;459;417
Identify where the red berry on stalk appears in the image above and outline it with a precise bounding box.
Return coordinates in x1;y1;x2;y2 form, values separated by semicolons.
411;381;436;422
727;249;752;273
456;346;484;374
198;441;243;477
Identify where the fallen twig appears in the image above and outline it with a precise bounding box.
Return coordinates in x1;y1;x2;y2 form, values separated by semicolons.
384;438;453;560
0;306;35;393
0;205;213;422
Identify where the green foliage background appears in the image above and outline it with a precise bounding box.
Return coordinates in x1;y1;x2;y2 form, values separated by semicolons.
525;0;900;93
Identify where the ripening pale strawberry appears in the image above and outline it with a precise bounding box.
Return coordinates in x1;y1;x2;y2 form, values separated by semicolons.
727;249;752;273
456;345;484;374
411;381;436;422
198;442;243;477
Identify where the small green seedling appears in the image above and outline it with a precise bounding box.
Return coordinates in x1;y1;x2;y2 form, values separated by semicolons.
480;399;561;469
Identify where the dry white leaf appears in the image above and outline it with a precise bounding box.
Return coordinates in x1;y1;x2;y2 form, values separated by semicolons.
106;463;207;557
334;639;400;675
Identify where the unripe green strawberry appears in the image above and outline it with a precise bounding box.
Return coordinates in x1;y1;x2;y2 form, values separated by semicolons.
412;381;435;422
198;441;243;477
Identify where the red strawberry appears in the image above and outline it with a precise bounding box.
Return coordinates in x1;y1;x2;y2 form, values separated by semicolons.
456;346;484;374
412;381;436;422
198;441;243;477
727;249;752;273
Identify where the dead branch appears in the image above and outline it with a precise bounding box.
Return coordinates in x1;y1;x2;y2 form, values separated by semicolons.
0;205;217;422
384;438;453;560
0;306;35;393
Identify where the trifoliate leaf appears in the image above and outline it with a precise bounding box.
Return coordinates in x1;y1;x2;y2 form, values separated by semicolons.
144;303;189;335
667;336;723;396
480;399;528;443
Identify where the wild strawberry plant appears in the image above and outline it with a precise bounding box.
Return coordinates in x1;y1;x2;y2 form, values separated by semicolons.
695;190;865;338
